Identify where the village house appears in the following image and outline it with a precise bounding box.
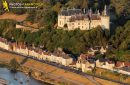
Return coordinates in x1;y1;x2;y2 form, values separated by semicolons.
87;48;99;55
115;61;125;68
96;58;115;70
77;53;94;60
100;46;107;54
28;47;40;58
76;54;95;72
38;50;45;60
42;51;51;61
115;61;130;75
0;37;11;50
52;49;73;66
76;59;95;72
61;54;73;66
87;46;107;55
12;43;29;56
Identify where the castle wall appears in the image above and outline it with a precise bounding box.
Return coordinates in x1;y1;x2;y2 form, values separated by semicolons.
58;15;106;30
58;15;71;28
91;20;101;29
67;20;90;30
101;16;110;30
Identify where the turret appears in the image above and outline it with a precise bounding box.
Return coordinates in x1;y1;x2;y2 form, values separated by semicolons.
104;5;107;16
101;5;110;30
83;8;86;14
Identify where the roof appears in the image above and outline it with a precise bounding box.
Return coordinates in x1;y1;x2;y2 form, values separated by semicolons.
69;61;76;65
88;59;95;64
79;54;94;60
60;9;83;16
69;14;101;22
52;49;72;59
120;67;130;72
107;60;115;64
60;9;101;22
115;61;124;67
69;14;88;22
124;62;130;67
98;58;108;62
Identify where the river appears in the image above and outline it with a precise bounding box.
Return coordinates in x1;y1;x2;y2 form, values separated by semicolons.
0;68;49;85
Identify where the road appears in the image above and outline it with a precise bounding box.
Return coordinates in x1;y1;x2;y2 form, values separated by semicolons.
0;48;129;85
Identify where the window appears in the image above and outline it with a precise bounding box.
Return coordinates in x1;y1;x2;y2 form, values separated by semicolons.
72;26;74;29
69;23;71;26
60;21;61;25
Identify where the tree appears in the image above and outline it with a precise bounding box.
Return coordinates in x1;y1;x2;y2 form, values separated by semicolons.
110;0;130;15
52;2;62;13
10;58;20;72
42;10;57;27
82;0;88;8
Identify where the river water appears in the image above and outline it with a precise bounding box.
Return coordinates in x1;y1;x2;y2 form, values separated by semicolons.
0;68;48;85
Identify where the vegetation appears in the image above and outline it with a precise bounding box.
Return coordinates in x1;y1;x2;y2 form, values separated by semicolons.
9;58;20;72
95;68;130;84
0;0;130;61
110;20;130;50
20;57;28;65
0;20;109;54
106;50;130;62
0;63;9;68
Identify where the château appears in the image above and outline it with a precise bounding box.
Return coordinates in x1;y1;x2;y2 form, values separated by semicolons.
58;6;110;30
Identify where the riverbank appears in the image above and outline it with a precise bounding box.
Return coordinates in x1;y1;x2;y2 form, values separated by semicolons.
0;78;8;85
0;50;122;85
0;67;49;85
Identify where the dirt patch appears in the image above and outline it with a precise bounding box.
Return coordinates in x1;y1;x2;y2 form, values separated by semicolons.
0;51;24;63
0;13;28;22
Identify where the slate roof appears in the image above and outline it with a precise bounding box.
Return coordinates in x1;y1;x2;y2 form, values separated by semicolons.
60;9;101;22
60;9;83;16
53;49;72;59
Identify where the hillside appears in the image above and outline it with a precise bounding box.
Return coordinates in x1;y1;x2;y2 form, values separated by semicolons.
0;13;28;22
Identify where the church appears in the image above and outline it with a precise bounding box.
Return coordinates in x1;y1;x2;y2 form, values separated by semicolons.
57;6;110;30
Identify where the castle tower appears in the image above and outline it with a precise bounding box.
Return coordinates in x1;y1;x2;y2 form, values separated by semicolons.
104;5;107;16
101;5;110;30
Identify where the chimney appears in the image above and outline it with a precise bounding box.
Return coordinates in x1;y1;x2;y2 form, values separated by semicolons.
97;10;100;16
32;44;35;49
89;8;92;18
83;8;86;14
